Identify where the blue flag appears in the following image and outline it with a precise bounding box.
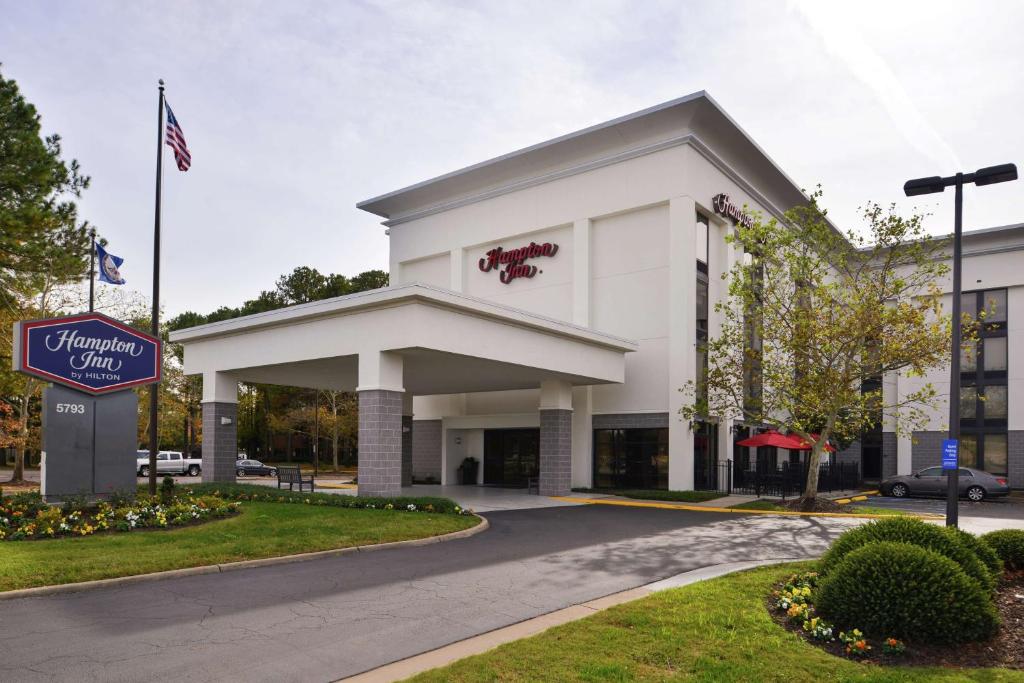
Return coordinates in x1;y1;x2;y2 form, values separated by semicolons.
95;242;126;285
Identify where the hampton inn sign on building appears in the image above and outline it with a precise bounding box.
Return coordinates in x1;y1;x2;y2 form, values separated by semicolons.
171;92;1024;496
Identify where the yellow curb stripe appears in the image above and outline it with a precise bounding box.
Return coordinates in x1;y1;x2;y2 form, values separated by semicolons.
834;498;852;505
316;483;357;489
549;496;944;520
850;495;868;502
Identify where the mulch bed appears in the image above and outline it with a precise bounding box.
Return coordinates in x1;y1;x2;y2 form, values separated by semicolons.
769;571;1024;670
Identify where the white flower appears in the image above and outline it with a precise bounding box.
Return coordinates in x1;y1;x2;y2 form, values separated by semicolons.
407;504;416;511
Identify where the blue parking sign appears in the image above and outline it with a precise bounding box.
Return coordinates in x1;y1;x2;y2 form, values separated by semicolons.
942;439;958;470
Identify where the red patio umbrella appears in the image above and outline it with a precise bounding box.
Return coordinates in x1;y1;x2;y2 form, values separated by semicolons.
736;429;835;452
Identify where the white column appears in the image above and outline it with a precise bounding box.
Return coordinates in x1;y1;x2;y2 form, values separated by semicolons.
571;386;593;488
357;351;405;497
202;371;239;404
572;218;591;326
669;196;697;490
201;371;239;483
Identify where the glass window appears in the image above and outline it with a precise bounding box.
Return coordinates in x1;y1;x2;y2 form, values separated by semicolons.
593;428;669;490
696;279;709;341
960;341;977;373
960;293;977;320
983;337;1007;372
982;289;1007;323
157;453;169;461
919;467;943;477
959;387;977;420
981;385;1008;421
695;216;709;265
958;468;973;477
959;435;978;468
984;434;1008;476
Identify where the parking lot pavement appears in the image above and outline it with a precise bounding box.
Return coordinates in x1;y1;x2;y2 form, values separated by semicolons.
0;505;861;683
852;494;1024;531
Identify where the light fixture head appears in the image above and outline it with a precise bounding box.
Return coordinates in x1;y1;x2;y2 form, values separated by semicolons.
903;176;946;196
973;163;1017;186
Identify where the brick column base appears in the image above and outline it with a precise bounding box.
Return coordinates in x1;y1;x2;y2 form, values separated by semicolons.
358;390;403;497
202;402;237;483
402;415;413;487
540;409;572;497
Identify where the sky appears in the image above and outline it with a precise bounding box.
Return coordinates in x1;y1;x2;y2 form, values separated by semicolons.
3;0;1022;317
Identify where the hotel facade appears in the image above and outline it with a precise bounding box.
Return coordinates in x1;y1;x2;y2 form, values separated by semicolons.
170;92;1024;495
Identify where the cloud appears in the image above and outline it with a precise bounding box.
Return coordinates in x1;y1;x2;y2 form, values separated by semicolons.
790;0;962;173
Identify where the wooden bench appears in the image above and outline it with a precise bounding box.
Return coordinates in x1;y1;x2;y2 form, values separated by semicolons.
277;465;315;493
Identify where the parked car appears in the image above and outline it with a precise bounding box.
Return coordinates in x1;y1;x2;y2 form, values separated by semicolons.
236;459;278;478
136;450;202;477
881;466;1010;502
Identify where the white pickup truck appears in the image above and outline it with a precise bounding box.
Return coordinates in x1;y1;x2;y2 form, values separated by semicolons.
136;451;202;477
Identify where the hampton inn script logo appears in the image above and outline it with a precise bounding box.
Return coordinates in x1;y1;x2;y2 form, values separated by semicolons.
478;241;559;284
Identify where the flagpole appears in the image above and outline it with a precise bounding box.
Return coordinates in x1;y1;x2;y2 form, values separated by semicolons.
88;227;96;312
148;79;165;496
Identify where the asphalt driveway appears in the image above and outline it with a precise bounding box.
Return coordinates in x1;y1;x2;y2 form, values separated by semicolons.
0;505;860;682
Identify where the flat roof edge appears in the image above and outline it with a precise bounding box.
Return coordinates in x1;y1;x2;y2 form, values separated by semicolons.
168;283;639;352
355;91;710;218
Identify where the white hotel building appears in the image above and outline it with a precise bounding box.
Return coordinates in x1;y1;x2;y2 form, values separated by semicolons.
171;92;1024;496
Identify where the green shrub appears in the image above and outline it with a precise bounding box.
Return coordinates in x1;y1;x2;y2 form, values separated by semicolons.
819;516;997;592
177;482;471;515
981;529;1024;571
816;541;998;643
950;526;1002;577
160;476;176;504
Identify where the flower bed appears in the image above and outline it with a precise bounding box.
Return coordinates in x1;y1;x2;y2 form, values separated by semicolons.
768;519;1024;671
0;491;239;541
182;482;475;516
769;569;1024;669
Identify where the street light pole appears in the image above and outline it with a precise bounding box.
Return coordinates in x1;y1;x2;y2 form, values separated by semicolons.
947;174;963;528
904;163;1017;528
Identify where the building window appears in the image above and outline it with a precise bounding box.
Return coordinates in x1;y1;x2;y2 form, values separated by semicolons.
743;253;764;417
696;213;710;407
959;288;1008;475
593;428;669;489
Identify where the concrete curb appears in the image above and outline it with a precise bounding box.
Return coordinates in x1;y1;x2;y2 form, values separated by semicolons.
551;495;944;520
340;556;807;682
0;514;488;601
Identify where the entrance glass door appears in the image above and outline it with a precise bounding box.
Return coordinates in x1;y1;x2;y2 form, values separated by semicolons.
483;429;539;488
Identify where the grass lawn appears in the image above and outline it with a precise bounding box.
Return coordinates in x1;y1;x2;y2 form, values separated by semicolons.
572;488;724;503
0;502;478;592
408;563;1023;682
729;499;908;516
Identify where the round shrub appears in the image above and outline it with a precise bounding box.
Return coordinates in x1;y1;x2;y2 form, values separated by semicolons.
981;529;1024;571
819;517;996;592
816;541;999;643
950;526;1002;577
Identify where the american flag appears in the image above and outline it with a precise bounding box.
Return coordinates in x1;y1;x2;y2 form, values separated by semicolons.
164;102;191;171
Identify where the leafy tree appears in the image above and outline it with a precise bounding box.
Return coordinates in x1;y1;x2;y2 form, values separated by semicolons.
165;266;389;463
0;68;95;483
680;191;951;506
0;66;91;309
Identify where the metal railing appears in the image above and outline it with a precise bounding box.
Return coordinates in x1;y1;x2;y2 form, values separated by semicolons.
695;459;860;499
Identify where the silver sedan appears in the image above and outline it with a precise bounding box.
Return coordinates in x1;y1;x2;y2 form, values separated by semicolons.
881;466;1011;502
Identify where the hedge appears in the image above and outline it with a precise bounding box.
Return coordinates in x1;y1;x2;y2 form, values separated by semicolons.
819;517;997;592
981;529;1024;571
816;541;999;643
177;483;472;515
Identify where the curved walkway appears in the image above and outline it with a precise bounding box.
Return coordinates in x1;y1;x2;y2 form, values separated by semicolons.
0;506;861;682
